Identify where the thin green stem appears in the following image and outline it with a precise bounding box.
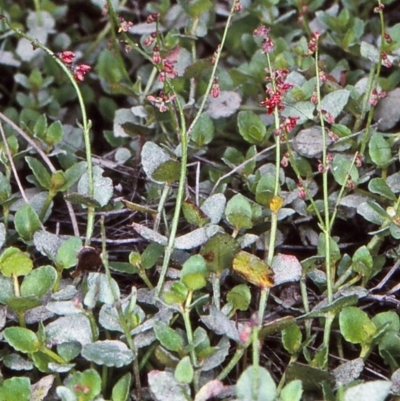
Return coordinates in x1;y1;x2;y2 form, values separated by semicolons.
100;217;142;400
182;291;198;369
314;44;333;304
3;18;95;244
217;345;245;381
153;183;171;232
185;0;237;138
252;326;260;400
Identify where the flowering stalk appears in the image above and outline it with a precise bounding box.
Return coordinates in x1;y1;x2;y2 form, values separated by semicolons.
254;26;296;325
359;0;390;157
1;16;95;245
153;0;240;296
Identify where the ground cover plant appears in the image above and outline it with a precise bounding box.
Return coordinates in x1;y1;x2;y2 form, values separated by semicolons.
1;0;400;400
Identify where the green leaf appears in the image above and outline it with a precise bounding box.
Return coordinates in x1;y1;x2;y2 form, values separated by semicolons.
190;113;214;146
3;327;40;353
255;174;275;206
55;236;82;269
66;369;101;401
33;114;48;140
0;247;33;277
182;201;210;227
236;366;276;401
320;89;350;119
46;120;63;146
141;142;180;183
141;242;164;269
20;265;57;298
152;160;181;183
0;275;14;304
237;110;267;145
180;255;208;291
331;154;359;186
360;41;380;63
390;222;400;239
344;380;391;401
175;356;193;383
259;316;296;339
14;204;42;241
369;134;391;168
96;49;125;84
81;340;134;367
368;178;396;201
112;373;132;401
78;166;113;207
163;281;188;305
372;311;400;333
25;156;52;189
200;233;240;274
225;193;253;230
63;192;101;208
317;233;341;264
280;380;303;401
62;161;87;190
339;306;375;345
0;171;11;204
6;295;41;314
282;324;302;354
0;377;31;401
226;284;251;312
154;321;184;353
351;246;373;277
148;371;190;401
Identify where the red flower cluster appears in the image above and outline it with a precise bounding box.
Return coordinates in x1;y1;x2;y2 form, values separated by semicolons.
73;64;91;82
118;17;133;33
253;25;274;53
158;59;178;82
147;91;176;112
306;31;320;56
57;51;91;82
369;88;387;106
260;68;293;114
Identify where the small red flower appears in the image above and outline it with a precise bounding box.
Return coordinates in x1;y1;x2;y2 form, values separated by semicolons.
73;64;91;82
58;51;75;64
211;77;220;98
384;33;393;44
118;17;133;33
147;92;176;112
146;13;159;24
306;31;320;56
355;153;363;168
253;25;270;37
162;59;178;78
381;52;392;68
234;0;242;12
281;152;289;168
152;46;161;64
144;32;156;47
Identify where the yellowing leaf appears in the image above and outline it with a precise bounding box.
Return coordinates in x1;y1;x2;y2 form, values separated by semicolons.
232;251;274;289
